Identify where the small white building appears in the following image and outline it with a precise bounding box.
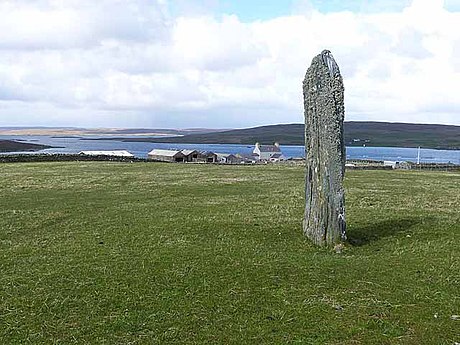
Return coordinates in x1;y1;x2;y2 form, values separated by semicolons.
253;142;285;161
384;161;398;169
79;150;134;157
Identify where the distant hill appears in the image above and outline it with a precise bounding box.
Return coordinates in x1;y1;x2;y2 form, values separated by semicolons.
0;140;54;152
119;122;460;150
0;127;227;136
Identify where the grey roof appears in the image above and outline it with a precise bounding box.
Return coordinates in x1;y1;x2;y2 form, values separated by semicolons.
199;151;216;156
79;150;134;157
258;145;281;153
181;149;198;156
216;153;228;158
148;149;182;157
216;153;237;158
237;153;258;159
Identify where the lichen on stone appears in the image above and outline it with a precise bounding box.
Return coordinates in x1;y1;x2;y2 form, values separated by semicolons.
303;50;346;246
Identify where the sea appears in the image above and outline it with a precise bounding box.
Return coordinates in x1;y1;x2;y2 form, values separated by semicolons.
1;135;460;165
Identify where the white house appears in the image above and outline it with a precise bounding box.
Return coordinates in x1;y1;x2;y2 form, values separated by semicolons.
253;142;285;161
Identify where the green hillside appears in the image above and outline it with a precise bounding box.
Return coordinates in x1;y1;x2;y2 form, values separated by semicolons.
121;122;460;149
0;162;459;343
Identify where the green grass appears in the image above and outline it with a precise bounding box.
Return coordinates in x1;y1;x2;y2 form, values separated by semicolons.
0;162;459;344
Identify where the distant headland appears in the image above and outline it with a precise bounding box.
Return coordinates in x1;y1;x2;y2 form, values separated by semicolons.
0;140;54;153
1;121;460;150
100;122;460;151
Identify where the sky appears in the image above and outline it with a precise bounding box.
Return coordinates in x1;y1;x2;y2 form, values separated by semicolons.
0;0;459;129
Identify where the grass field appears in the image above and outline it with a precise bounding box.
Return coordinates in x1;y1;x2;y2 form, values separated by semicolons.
0;162;459;344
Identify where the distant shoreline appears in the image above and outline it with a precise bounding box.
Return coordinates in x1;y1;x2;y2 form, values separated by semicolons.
74;122;460;151
0;140;55;153
1;121;460;151
84;137;460;151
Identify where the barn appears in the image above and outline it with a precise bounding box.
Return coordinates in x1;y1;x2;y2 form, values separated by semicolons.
79;150;134;157
147;149;186;162
197;151;217;163
181;149;200;162
216;153;240;164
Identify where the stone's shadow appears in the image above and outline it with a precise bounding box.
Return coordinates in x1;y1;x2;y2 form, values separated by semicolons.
347;216;434;246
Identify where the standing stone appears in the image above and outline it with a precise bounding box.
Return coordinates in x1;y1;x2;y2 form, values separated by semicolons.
303;50;346;246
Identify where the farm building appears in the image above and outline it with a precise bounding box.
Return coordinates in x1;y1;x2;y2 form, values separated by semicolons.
253;143;285;161
236;153;259;164
384;161;399;169
269;153;284;162
79;150;134;157
216;153;240;164
148;149;185;162
196;151;217;163
148;149;220;163
181;149;200;162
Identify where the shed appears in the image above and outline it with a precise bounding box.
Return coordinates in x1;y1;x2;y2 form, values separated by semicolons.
181;149;199;162
384;161;398;169
216;153;240;164
79;150;134;157
197;151;217;163
148;149;185;162
236;153;259;164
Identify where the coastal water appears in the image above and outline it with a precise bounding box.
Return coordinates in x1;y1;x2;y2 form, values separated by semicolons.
1;135;460;164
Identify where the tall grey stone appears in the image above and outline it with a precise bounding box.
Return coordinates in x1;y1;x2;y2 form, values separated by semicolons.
303;50;346;246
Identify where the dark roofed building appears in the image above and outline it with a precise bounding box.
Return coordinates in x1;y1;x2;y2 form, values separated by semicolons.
197;151;217;163
253;142;285;161
216;153;240;164
148;149;185;162
181;149;199;162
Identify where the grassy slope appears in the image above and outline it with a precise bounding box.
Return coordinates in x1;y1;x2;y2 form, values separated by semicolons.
126;122;460;150
0;162;459;344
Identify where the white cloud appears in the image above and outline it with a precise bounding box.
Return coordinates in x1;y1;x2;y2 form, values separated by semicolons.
392;29;432;59
0;0;459;128
0;0;170;49
173;15;269;71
